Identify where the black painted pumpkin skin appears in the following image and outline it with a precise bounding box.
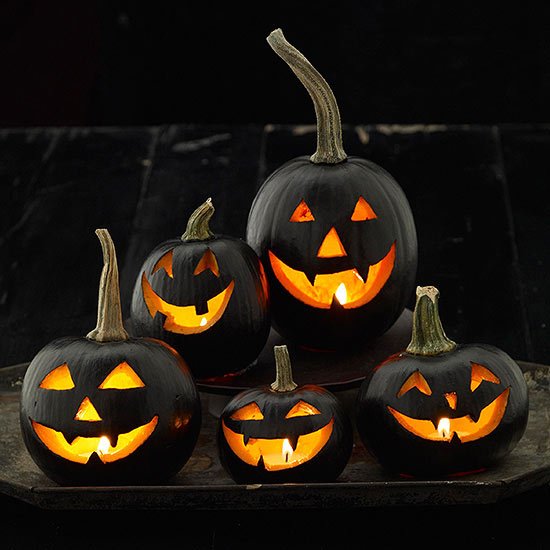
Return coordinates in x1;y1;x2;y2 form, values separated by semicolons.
20;336;201;486
247;156;417;349
130;199;270;379
218;346;353;484
19;229;201;486
246;29;417;350
356;286;529;476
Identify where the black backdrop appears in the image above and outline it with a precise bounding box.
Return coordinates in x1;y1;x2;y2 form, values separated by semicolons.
1;0;549;128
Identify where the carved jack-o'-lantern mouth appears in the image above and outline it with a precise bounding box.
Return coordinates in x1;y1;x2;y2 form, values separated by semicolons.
387;364;510;443
221;400;334;471
140;248;235;335
268;197;396;309
31;417;158;464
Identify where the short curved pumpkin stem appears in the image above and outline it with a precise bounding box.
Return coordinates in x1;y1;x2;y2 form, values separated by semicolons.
271;345;298;392
267;28;347;165
181;198;215;241
87;228;129;342
406;286;457;356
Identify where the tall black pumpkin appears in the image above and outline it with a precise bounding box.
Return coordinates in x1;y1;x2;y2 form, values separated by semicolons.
130;198;271;379
356;285;529;476
20;229;201;486
246;29;417;350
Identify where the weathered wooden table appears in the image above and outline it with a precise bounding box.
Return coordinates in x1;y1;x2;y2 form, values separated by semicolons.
1;123;549;547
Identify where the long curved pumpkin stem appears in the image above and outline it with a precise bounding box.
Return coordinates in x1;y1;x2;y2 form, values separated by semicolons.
271;345;298;392
87;229;129;342
406;286;457;356
267;28;347;165
181;198;215;241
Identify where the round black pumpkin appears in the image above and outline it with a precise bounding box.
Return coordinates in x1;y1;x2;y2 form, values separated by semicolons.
355;285;529;476
246;29;417;350
130;198;271;379
20;229;201;486
217;345;353;484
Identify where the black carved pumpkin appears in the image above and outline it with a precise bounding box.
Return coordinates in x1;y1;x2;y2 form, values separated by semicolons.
356;286;529;476
217;345;353;483
130;198;270;379
20;229;201;486
246;29;417;350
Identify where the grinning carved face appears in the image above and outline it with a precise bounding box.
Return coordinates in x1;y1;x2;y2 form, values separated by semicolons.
221;399;334;471
387;362;509;444
141;247;234;335
268;196;395;309
31;361;157;464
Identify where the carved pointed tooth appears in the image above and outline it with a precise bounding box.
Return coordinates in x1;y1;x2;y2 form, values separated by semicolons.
87;451;105;466
194;300;209;316
287;435;299;451
303;269;317;287
110;434;119;448
450;431;462;445
243;433;251;446
257;455;266;470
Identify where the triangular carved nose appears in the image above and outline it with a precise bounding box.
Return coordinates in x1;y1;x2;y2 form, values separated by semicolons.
317;227;347;258
74;396;102;422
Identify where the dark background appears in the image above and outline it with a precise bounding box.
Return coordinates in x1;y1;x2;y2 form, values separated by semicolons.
1;1;549;128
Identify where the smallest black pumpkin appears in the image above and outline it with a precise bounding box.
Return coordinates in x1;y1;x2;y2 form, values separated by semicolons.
356;285;529;477
217;344;353;484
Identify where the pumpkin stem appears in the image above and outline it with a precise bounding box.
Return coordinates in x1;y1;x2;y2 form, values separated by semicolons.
267;28;347;165
406;286;457;356
87;229;129;342
271;345;298;392
181;198;215;241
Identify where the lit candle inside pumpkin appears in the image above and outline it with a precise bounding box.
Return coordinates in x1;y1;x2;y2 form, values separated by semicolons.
335;283;347;305
97;435;111;457
437;417;451;441
282;438;293;463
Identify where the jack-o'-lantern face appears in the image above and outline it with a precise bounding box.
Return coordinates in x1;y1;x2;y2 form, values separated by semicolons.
387;362;509;443
141;247;234;335
268;196;395;309
221;398;334;471
31;361;157;464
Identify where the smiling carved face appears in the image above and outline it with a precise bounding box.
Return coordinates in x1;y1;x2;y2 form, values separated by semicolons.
141;246;234;335
31;361;157;464
268;196;395;309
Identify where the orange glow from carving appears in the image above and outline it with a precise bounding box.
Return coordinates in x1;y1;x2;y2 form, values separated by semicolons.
289;200;315;222
141;272;234;334
387;388;509;443
152;250;173;278
74;397;102;422
444;392;458;410
98;362;145;390
193;249;220;277
222;418;334;471
471;362;500;391
317;227;347;258
31;416;159;464
269;243;395;309
39;363;75;390
351;196;377;221
230;402;264;421
397;371;432;397
285;400;321;418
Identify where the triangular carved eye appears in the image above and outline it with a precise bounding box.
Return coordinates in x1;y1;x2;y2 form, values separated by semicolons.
99;362;145;390
193;249;220;277
351;196;377;221
290;199;315;222
39;363;75;390
471;363;500;392
152;250;173;278
397;370;432;397
230;402;264;421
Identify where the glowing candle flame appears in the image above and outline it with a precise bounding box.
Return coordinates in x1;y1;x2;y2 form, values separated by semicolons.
199;317;207;327
437;417;451;440
335;283;347;305
282;438;293;463
97;435;110;456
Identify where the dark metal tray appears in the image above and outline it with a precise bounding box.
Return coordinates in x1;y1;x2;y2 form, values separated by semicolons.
2;349;550;511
